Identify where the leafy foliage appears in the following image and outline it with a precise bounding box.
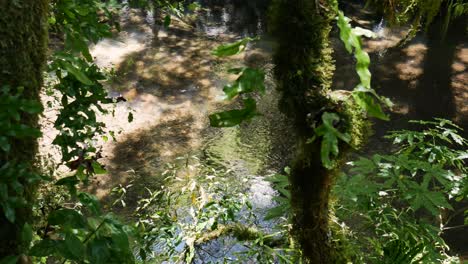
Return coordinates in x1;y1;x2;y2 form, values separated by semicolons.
211;37;257;57
0;86;43;153
265;167;292;220
308;112;351;169
209;98;259;127
336;11;393;121
209;37;266;128
131;158;298;263
222;67;265;100
332;119;466;263
49;0;119;62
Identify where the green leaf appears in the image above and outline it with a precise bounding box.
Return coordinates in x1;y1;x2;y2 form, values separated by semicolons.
139;248;147;261
87;238;110;264
21;223;33;246
209;98;258;127
164;15;171;28
2;202;15;223
65;233;85;259
425;191;453;211
110;227;130;252
61;60;93;85
222;68;265;100
29;239;59;256
91;161;107;174
20;101;43;114
265;203;289;220
211;37;255;57
352;91;389;121
0;137;10;152
0;256;18;264
336;11;390;120
55;176;78;196
313;112;351;169
55;176;79;186
187;2;200;11
78;192;101;214
321;132;339;168
48;208;87;228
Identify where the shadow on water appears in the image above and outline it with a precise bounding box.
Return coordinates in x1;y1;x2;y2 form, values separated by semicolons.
89;115;195;210
110;26;218;106
193;0;270;37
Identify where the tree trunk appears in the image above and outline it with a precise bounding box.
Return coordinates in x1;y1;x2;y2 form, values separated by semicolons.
0;0;48;257
271;0;337;262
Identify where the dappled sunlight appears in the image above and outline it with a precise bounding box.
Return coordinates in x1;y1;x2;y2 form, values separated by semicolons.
395;43;427;86
88;13;245;201
89;114;199;201
452;45;468;125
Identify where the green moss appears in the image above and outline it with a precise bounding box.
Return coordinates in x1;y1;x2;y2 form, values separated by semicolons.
329;91;371;150
0;0;49;256
270;0;372;262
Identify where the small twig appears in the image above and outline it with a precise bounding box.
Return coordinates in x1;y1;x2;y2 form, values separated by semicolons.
442;224;468;231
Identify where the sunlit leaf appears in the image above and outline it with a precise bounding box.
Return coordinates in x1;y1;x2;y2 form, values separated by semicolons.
209;98;258;127
211;37;255;57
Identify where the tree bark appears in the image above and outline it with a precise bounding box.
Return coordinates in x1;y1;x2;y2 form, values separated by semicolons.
0;0;48;257
271;0;337;262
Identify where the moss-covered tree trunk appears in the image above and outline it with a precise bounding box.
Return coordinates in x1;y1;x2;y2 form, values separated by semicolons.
272;0;338;262
0;0;48;257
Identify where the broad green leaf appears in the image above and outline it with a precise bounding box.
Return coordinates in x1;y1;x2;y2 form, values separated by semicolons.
55;176;78;196
92;161;107;174
87;238;110;264
61;61;93;85
209;98;258;127
211;37;255;57
313;112;351;169
48;208;87;228
336;11;389;120
321;132;339;168
352;91;389;120
78;192;101;214
265;203;289;220
55;176;79;186
223;68;265;100
21;223;33;246
2;202;15;223
20;101;43;114
65;233;85;259
425;191;453;211
110;227;130;252
29;239;59;256
187;2;200;11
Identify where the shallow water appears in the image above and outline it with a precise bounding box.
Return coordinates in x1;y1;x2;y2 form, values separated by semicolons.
40;0;466;260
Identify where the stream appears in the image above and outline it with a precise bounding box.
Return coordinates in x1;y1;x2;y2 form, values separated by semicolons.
81;0;468;260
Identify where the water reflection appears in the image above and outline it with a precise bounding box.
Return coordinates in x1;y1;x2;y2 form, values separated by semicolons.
192;0;270;37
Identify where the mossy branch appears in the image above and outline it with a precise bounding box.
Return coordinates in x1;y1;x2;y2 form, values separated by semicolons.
195;224;288;247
